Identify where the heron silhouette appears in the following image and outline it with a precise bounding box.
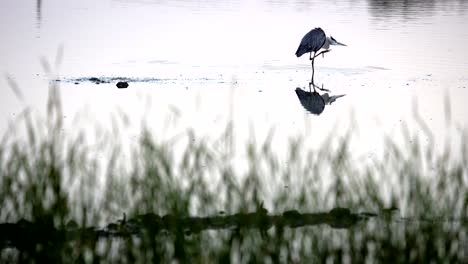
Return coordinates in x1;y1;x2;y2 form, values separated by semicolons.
296;28;346;86
295;83;345;115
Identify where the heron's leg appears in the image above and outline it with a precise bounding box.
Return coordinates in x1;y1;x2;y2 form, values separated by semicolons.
313;49;331;59
317;83;330;92
311;56;315;85
308;82;317;93
309;52;316;90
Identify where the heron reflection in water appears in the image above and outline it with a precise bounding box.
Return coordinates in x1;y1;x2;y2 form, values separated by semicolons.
295;83;345;115
296;27;346;85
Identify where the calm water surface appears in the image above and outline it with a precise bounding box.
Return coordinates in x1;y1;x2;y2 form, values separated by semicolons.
1;0;467;157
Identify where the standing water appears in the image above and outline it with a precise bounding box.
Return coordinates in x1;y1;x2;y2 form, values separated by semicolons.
1;0;467;155
0;0;468;163
1;0;468;262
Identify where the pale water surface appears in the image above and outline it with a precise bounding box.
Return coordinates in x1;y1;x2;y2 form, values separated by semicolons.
1;0;468;158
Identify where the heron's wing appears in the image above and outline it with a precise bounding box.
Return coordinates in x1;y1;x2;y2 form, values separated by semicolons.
295;88;325;115
295;28;326;57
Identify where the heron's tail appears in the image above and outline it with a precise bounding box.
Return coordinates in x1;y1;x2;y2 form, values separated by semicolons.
295;46;306;57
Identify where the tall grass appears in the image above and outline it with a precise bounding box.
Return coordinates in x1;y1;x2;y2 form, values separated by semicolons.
0;81;467;263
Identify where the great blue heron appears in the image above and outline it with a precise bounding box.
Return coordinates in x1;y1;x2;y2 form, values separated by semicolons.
296;28;346;85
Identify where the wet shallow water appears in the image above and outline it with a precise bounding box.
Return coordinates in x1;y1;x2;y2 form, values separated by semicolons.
1;0;468;157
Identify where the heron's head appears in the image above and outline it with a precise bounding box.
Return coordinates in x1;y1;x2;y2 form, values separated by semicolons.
329;36;346;46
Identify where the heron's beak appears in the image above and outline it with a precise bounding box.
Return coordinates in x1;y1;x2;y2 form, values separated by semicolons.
337;41;347;46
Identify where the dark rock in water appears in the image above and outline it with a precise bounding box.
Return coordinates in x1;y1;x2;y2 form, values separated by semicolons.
74;82;79;85
116;81;129;89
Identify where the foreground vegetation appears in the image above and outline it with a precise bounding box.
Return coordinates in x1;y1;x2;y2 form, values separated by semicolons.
0;83;467;263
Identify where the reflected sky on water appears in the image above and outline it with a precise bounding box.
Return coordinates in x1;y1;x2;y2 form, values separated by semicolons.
0;0;467;157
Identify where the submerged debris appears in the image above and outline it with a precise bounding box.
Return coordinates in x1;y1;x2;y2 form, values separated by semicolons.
0;207;398;249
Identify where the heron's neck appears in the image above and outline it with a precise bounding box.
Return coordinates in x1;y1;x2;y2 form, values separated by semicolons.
323;37;331;50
